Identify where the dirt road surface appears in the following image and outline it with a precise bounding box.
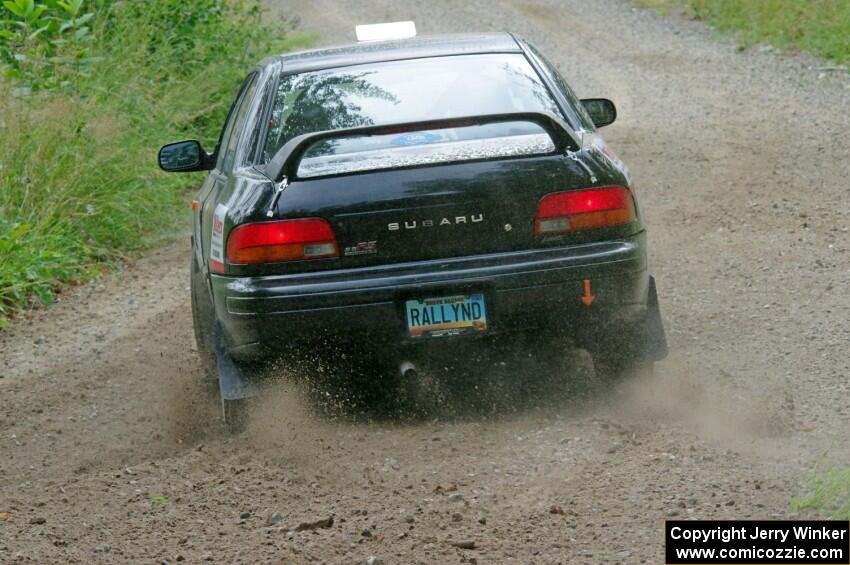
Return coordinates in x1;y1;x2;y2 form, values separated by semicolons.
2;1;848;563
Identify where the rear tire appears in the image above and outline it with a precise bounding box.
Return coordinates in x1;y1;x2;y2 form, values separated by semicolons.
190;256;218;386
222;398;249;433
591;355;654;381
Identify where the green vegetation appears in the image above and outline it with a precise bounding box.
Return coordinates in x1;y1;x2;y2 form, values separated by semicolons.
792;466;850;519
0;0;312;324
639;0;850;65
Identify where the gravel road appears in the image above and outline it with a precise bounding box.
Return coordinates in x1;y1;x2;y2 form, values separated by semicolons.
1;1;848;563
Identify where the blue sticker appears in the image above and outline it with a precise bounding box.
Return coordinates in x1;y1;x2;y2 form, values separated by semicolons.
392;132;443;146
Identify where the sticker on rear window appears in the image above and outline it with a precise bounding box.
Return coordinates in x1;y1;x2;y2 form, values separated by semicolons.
210;204;227;264
392;132;443;146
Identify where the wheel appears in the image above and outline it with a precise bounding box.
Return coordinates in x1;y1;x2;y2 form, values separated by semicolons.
591;354;654;381
222;398;249;433
190;256;218;385
587;325;657;382
190;256;216;352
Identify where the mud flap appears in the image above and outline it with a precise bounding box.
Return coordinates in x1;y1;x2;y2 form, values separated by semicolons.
579;275;668;364
213;324;258;402
642;276;668;362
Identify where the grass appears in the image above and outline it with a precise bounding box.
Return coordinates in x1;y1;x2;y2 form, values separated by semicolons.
792;466;850;519
637;0;850;66
0;1;313;325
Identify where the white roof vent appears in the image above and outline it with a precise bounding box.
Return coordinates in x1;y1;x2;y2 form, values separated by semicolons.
355;21;417;42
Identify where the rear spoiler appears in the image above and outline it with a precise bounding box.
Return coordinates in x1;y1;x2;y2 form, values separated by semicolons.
263;111;581;183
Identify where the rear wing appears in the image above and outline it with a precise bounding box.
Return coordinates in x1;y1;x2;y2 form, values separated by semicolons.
263;111;581;183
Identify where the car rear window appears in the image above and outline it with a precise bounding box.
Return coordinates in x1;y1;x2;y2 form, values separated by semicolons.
262;54;563;176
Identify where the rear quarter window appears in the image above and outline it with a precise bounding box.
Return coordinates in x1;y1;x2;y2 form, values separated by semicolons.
524;43;596;132
218;73;259;171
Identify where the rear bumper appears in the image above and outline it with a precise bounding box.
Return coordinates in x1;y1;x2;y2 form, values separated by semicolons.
211;233;650;360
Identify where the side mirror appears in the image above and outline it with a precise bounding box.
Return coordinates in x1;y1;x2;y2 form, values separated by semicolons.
158;140;213;172
580;98;617;128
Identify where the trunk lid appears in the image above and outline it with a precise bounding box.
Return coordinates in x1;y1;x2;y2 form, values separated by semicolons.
275;155;589;269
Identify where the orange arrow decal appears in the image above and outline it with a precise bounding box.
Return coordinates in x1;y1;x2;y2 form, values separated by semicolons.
581;279;595;306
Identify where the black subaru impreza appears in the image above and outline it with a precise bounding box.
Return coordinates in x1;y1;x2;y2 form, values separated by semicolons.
159;31;667;422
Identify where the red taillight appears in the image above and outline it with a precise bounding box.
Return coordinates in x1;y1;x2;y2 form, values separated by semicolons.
226;219;339;265
535;186;635;236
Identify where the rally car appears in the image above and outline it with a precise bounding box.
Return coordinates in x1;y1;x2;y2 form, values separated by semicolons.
158;27;667;423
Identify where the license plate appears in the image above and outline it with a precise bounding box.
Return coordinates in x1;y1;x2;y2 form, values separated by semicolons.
405;293;487;338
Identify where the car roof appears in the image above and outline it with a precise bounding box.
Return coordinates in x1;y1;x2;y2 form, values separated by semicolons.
268;32;522;75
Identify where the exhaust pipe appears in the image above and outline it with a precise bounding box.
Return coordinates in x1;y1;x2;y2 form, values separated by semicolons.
399;361;418;379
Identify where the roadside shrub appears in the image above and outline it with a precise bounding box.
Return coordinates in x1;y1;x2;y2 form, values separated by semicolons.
0;0;100;91
792;466;850;519
685;0;850;64
0;0;312;324
638;0;850;65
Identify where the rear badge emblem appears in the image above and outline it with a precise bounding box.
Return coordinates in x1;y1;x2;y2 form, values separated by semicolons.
388;214;484;231
504;224;512;232
344;241;378;256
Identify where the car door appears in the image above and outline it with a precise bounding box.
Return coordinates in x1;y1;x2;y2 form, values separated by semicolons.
196;72;260;276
